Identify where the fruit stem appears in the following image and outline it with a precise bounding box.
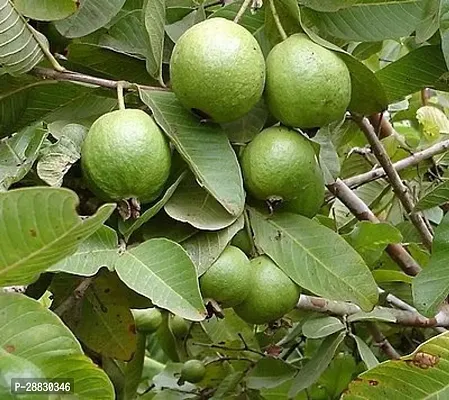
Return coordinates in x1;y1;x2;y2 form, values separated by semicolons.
233;0;252;24
268;0;288;41
244;209;258;257
117;81;127;110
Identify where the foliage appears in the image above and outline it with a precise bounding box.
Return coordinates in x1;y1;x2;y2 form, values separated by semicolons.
2;0;449;399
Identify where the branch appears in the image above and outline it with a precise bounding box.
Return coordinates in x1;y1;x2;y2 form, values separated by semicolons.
344;139;449;189
31;67;168;92
352;113;433;250
368;323;401;360
268;0;288;41
327;179;421;276
53;277;94;316
297;295;448;328
233;0;252;23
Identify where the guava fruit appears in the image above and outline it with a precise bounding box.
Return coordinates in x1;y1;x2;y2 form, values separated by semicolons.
200;245;251;308
241;126;325;217
132;308;163;333
265;34;351;128
180;359;206;383
170;17;266;123
81;109;171;204
233;256;300;325
169;315;189;339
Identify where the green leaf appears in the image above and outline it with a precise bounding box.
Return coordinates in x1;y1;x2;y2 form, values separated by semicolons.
0;293;114;399
140;90;245;217
222;100;268;144
0;0;48;75
246;358;297;390
289;331;346;396
54;272;137;361
0;187;115;286
0;123;47;191
440;0;449;69
141;211;197;242
55;0;126;38
298;0;357;12
14;0;78;21
0;75;117;136
100;10;149;59
115;238;207;321
343;331;449;399
413;211;449;316
119;171;186;241
49;225;119;276
144;0;166;84
376;45;449;103
123;332;147;399
302;316;345;339
182;215;244;275
302;0;426;42
343;221;403;266
36;123;87;187
351;334;379;370
312;124;341;182
164;172;238;230
208;0;265;34
248;208;379;311
415;180;449;211
372;269;413;285
68;43;157;85
347;308;397;323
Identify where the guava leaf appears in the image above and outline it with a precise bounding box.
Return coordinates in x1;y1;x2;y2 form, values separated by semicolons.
139;89;245;217
302;316;345;339
144;0;165;85
164;172;238;231
0;0;48;75
248;207;379;311
415;180;449;211
119;171;186;241
343;331;449;399
115;238;207;321
123;332;147;399
246;358;297;390
298;0;357;12
0;123;47;191
440;0;449;69
14;0;78;21
289;331;346;396
55;0;126;38
302;0;426;42
49;225;119;276
0;187;115;286
351;334;379;370
413;211;449;316
376;45;449;103
0;293;114;399
183;215;244;275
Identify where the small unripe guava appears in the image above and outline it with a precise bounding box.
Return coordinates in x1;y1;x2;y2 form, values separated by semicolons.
265;34;351;128
132;308;163;333
170;18;266;123
180;359;206;383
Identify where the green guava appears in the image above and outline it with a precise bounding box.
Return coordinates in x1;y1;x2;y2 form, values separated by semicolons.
233;256;301;325
132;308;163;333
200;245;251;308
265;34;352;128
169;315;189;339
81;109;171;204
170;17;266;123
180;359;206;383
241;126;325;217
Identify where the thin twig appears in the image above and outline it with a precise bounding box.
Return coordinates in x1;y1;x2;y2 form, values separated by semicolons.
352;113;433;250
327;179;421;276
233;0;252;23
268;0;288;41
368;323;401;360
343;139;449;189
31;67;168;92
191;341;265;357
54;277;94;316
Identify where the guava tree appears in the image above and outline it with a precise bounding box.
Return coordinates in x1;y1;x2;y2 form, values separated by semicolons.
2;0;449;399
